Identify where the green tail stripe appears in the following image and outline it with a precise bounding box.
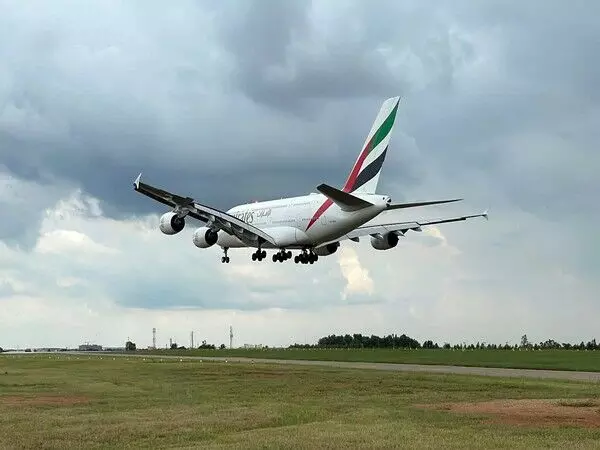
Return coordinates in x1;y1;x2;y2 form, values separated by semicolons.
368;100;399;156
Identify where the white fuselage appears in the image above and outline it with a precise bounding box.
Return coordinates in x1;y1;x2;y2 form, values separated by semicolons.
216;193;390;249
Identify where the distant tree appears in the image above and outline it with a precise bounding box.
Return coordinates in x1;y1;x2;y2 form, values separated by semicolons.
422;340;435;349
520;334;529;348
0;347;3;353
125;341;136;351
198;340;216;349
443;343;451;349
219;344;226;350
170;343;178;349
540;339;560;349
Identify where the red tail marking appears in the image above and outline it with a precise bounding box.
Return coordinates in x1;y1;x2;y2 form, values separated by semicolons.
306;136;374;231
342;135;374;192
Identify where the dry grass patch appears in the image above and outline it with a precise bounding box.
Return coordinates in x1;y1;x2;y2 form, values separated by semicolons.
0;394;90;407
417;398;600;428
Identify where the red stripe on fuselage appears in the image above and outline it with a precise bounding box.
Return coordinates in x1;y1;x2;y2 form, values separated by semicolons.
306;198;333;231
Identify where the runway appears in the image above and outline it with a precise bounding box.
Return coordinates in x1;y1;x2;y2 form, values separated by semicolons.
59;352;600;383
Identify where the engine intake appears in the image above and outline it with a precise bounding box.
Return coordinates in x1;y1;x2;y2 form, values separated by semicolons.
370;232;399;250
159;212;185;235
193;227;219;248
313;242;340;256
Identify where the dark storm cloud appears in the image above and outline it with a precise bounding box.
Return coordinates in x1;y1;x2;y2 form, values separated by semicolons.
217;0;410;111
0;0;466;223
0;0;599;247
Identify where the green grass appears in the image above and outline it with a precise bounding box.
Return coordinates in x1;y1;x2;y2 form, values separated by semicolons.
2;354;600;448
139;347;600;372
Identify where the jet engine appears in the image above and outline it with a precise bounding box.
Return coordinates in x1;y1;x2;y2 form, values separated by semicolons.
192;227;219;248
370;232;399;250
313;242;340;256
159;212;185;235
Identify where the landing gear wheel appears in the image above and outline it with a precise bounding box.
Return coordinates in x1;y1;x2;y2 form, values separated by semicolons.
298;251;308;264
295;249;318;265
221;248;230;263
252;249;266;261
273;249;292;263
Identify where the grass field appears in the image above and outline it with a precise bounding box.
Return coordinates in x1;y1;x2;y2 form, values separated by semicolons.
140;347;600;372
2;355;600;448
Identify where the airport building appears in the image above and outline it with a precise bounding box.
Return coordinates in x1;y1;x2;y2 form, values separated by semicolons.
78;344;103;351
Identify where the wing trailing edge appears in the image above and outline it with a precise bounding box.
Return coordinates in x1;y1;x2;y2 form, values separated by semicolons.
386;198;462;210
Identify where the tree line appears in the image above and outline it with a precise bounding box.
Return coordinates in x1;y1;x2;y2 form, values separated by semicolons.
288;334;600;350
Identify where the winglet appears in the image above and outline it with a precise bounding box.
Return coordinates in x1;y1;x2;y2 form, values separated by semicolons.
133;172;142;190
482;210;489;220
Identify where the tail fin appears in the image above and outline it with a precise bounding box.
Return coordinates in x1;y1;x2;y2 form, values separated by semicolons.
342;96;400;194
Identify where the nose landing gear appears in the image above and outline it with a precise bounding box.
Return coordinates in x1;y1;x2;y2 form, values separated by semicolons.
221;247;230;263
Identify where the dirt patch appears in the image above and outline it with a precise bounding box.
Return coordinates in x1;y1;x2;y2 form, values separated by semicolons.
0;394;90;407
416;398;600;428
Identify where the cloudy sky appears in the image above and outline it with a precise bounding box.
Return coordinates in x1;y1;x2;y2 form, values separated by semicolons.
1;0;598;349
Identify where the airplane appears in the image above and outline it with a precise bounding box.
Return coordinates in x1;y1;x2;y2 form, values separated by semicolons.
133;96;487;264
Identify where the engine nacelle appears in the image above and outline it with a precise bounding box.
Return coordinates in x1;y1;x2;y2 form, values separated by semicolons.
313;242;340;256
159;212;185;235
192;227;219;248
370;232;399;250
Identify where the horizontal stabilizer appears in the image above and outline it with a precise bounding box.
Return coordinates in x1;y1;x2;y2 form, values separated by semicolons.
316;183;374;212
387;198;462;210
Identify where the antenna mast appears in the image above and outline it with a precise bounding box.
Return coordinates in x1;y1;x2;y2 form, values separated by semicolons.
230;326;233;349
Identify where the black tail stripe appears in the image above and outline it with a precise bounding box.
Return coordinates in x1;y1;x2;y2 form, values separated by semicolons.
350;147;387;192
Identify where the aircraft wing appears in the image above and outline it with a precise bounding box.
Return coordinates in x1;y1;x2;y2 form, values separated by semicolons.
133;173;277;246
339;211;488;241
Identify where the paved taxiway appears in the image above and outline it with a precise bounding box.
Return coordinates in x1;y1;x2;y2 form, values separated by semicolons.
54;352;600;383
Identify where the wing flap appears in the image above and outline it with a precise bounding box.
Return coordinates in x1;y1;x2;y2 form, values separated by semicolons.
341;212;488;241
386;198;462;210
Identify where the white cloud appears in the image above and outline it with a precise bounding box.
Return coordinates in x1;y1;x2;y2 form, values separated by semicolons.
337;246;374;299
0;1;598;351
35;229;118;255
0;173;597;350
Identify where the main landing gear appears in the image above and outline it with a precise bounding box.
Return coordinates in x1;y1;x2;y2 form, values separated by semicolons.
251;249;266;261
272;249;292;262
294;249;318;265
246;248;318;264
221;247;230;263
